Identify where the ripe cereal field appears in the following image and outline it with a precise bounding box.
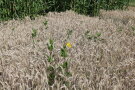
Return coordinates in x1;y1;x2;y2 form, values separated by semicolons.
0;7;135;90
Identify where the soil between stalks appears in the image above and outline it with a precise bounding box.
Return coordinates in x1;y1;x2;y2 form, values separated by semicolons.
0;9;135;90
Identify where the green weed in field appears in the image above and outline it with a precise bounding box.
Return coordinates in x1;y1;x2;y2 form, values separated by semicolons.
43;20;48;26
32;29;37;38
43;20;48;29
46;38;72;87
46;28;73;86
131;26;135;35
85;31;103;42
67;29;73;39
47;39;54;62
31;29;38;46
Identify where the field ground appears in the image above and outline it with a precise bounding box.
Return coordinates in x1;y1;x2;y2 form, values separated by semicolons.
0;7;135;90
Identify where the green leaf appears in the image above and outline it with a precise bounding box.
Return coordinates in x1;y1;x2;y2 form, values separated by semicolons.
62;61;68;69
67;29;73;35
96;32;101;37
67;29;73;39
32;29;37;38
47;66;55;86
131;26;135;31
87;35;93;40
47;39;54;51
60;47;68;58
48;72;55;86
64;71;72;77
63;81;70;87
49;39;53;45
47;55;54;62
85;30;90;36
43;20;48;26
47;66;55;72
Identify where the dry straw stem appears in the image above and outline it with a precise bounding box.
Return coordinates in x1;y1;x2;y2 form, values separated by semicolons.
0;8;135;90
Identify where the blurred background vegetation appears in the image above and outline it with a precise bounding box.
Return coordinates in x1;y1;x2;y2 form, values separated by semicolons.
129;0;135;6
0;0;132;21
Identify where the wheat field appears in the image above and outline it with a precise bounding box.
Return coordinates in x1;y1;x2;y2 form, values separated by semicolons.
0;8;135;90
